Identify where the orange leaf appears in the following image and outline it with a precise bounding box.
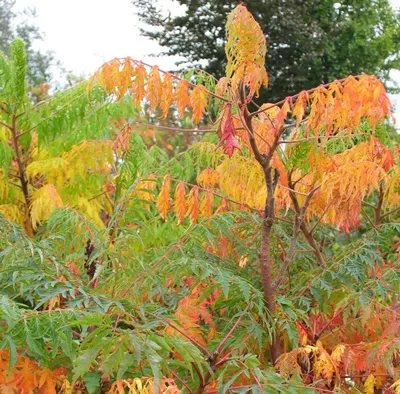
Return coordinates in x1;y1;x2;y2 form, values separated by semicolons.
190;85;208;124
157;175;171;220
200;189;213;218
11;356;38;394
132;63;147;108
275;99;290;131
147;66;162;112
175;79;190;118
174;181;187;225
160;73;173;119
292;90;309;128
187;186;199;223
37;368;58;394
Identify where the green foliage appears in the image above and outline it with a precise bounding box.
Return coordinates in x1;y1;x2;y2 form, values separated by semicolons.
0;11;398;393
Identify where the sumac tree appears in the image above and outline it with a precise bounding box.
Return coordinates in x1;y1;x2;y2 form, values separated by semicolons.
0;5;399;394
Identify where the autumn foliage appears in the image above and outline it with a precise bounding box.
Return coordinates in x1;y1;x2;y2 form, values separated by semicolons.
0;4;399;394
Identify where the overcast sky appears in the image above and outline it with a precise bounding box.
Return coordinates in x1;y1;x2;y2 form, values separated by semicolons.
14;0;400;122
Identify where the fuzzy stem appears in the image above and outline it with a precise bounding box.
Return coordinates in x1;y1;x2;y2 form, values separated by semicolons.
10;114;32;234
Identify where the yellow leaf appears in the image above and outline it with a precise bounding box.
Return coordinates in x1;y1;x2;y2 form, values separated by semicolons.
62;379;72;394
215;77;228;97
0;204;24;226
225;5;268;98
197;169;220;188
136;174;156;204
292;90;309;128
364;374;375;394
30;184;63;230
391;378;400;394
331;344;345;364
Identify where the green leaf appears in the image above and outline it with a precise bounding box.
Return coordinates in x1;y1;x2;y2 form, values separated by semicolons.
83;372;102;394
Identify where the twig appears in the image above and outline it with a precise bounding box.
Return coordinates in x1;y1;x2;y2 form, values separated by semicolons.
215;332;253;368
381;205;400;219
126;232;191;291
7;181;22;189
145;310;212;358
361;206;376;229
309;200;333;235
362;200;376;209
279;132;366;144
237;360;265;394
0;120;11;130
214;303;251;356
314;282;374;340
278;184;309;196
131;122;216;133
168;176;260;214
168;368;193;394
232;88;264;165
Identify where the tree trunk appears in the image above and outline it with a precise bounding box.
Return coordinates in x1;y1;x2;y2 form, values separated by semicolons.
260;166;281;364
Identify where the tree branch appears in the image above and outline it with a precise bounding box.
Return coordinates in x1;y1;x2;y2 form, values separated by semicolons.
214;303;251;356
168;368;193;394
274;186;320;288
381;205;400;219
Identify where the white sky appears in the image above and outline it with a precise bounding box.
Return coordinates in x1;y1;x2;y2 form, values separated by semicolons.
13;0;400;123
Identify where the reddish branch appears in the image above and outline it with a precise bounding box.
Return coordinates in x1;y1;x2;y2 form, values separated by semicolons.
288;179;327;268
131;122;217;134
214;303;251;356
148;302;253;393
274;186;320;289
314;282;375;340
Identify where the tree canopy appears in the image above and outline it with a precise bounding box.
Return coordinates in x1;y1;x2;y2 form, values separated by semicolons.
134;0;400;102
0;4;399;394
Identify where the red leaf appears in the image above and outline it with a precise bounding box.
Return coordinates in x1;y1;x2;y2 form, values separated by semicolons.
218;104;241;157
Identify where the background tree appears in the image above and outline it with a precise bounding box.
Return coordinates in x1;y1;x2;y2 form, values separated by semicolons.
0;0;58;87
134;0;400;102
